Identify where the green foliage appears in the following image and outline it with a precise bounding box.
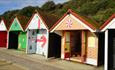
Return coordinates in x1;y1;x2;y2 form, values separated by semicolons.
79;2;98;15
55;4;63;9
93;8;115;24
41;1;55;11
17;6;37;17
0;0;115;26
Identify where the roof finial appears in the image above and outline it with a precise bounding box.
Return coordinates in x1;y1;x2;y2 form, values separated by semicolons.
35;9;38;13
14;14;18;17
67;9;72;14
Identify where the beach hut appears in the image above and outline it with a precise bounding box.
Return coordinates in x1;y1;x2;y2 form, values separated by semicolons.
100;14;115;70
25;10;60;58
8;15;29;51
0;18;8;48
50;9;103;66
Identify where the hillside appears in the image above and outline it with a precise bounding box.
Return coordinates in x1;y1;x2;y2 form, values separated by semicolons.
0;0;115;27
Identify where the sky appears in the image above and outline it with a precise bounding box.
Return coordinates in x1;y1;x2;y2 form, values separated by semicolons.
0;0;68;15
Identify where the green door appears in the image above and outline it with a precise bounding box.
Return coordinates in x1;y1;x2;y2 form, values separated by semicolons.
18;32;27;51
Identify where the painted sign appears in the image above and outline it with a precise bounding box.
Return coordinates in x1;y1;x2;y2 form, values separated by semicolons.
37;35;46;48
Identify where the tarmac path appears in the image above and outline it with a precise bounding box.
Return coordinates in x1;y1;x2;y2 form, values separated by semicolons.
0;48;104;70
0;49;62;70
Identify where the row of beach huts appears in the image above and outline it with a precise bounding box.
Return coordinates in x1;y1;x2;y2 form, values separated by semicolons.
0;9;114;70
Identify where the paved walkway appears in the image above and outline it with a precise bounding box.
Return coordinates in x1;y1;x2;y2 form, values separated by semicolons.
0;59;26;70
0;48;104;70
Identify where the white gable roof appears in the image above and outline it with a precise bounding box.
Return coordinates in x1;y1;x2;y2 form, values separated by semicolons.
101;18;115;31
0;20;7;31
25;13;47;31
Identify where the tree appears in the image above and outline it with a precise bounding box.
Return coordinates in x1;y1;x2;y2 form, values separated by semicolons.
41;1;55;11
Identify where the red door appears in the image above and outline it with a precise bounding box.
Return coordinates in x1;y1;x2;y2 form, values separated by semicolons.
0;31;7;48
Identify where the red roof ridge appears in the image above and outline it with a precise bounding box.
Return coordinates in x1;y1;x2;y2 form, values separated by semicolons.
25;12;36;31
25;9;54;31
15;16;24;31
70;9;96;30
100;13;115;30
8;17;16;31
50;9;96;31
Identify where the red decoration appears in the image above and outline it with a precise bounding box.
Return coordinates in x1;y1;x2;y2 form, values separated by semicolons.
38;19;40;29
66;19;72;28
37;35;46;48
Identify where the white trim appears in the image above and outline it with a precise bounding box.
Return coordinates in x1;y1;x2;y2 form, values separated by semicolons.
6;31;9;49
61;34;65;59
46;32;49;58
101;18;115;31
51;15;69;32
25;32;27;53
26;31;28;54
70;14;95;32
9;18;24;31
61;54;64;59
105;30;108;70
86;58;97;66
54;31;63;36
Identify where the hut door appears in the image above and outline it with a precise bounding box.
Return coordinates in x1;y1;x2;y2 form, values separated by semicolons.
64;31;70;59
18;32;27;50
0;31;7;47
108;30;115;69
8;32;19;49
27;30;37;54
36;29;47;55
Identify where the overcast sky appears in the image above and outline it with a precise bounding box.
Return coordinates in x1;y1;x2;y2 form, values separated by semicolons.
0;0;68;15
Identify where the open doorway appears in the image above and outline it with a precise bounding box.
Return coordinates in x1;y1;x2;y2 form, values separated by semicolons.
108;29;115;70
64;30;86;62
8;31;19;49
48;33;61;58
98;32;105;66
70;31;82;60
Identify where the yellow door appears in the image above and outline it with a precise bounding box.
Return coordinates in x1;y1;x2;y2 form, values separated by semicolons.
64;31;71;59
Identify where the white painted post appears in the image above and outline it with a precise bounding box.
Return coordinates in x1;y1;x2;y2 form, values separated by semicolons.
61;33;64;59
105;30;108;70
6;31;9;49
46;32;49;58
26;31;28;54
